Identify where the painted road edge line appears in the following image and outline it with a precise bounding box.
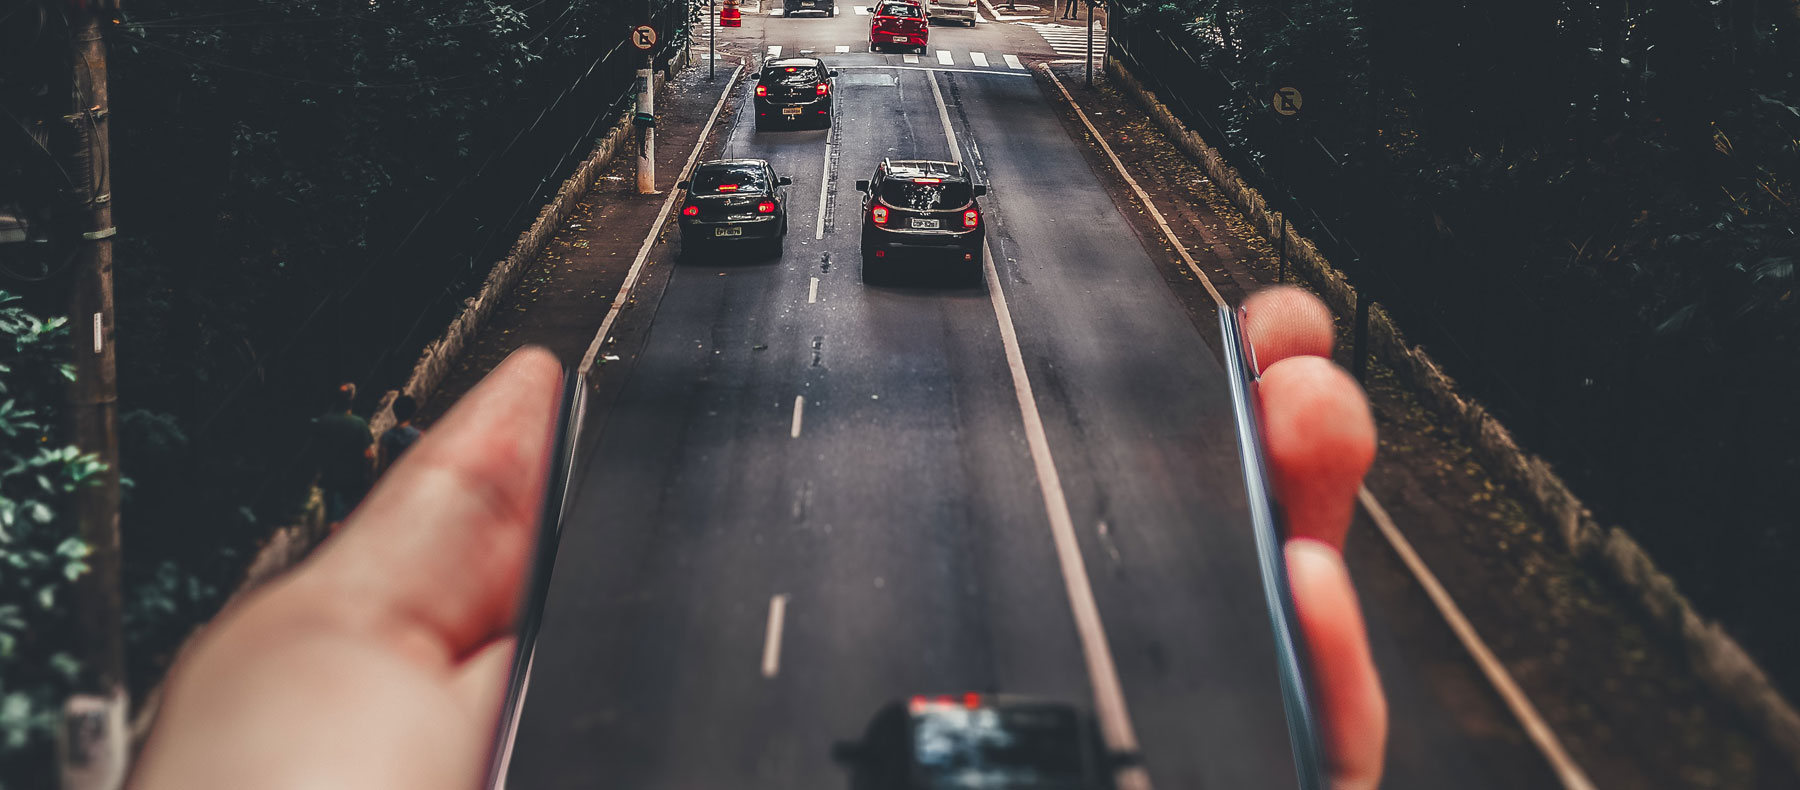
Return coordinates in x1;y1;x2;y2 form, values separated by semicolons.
580;63;746;376
926;70;1151;790
1358;488;1598;790
1044;65;1596;790
761;594;790;678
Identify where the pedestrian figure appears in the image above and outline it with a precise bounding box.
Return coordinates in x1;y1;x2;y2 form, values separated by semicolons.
1062;0;1078;20
378;394;424;477
312;382;374;529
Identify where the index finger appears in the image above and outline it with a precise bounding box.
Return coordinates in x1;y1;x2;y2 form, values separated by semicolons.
301;347;565;663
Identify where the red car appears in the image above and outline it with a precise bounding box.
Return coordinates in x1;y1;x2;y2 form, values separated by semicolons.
869;0;928;52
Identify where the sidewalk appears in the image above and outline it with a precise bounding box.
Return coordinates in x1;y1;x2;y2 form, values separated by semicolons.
417;51;746;424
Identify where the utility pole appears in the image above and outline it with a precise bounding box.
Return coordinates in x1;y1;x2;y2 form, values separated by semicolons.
1085;0;1094;87
58;2;129;789
710;0;717;80
633;13;658;194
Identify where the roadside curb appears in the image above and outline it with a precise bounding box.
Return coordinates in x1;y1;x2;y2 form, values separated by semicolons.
1102;55;1800;774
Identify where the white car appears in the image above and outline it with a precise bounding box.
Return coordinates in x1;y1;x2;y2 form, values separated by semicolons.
926;0;976;27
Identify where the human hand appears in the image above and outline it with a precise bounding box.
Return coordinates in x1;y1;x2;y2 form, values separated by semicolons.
131;347;565;790
1243;286;1388;790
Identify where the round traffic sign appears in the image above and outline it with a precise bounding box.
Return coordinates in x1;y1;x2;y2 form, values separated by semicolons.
631;25;658;50
1272;86;1303;116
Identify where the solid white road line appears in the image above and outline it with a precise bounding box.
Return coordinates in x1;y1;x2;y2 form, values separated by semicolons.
815;141;833;240
970;51;990;67
937;49;954;65
790;396;806;438
770;7;784;14
927;70;1150;790
1044;65;1597;790
580;63;746;375
836;64;1032;78
1002;53;1025;70
809;276;820;304
768;45;783;57
1359;490;1598;790
903;53;920;64
761;594;790;677
836;45;851;52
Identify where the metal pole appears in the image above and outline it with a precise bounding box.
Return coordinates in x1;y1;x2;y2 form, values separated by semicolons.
1085;0;1094;87
59;5;129;789
710;0;717;79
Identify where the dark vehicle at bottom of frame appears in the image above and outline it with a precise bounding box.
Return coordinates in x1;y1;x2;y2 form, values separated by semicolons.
833;694;1128;790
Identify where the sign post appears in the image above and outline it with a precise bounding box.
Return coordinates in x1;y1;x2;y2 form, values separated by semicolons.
632;25;658;194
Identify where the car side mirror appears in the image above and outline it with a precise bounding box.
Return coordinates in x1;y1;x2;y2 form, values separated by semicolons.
855;179;870;193
830;740;865;765
972;184;988;197
778;176;793;186
676;180;690;190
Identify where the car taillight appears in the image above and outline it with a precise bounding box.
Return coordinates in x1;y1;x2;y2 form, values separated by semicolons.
682;205;699;217
871;206;889;225
757;201;776;214
816;82;829;96
963;209;979;228
756;85;768;97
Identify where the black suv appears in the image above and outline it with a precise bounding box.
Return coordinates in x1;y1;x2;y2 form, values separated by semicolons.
856;159;987;278
784;0;835;15
677;159;792;257
833;694;1119;789
754;57;838;130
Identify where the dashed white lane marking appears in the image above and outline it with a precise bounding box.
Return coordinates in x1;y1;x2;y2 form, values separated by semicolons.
1002;53;1025;70
579;63;745;375
768;45;783;57
836;45;851;52
761;594;790;677
770;7;785;14
936;49;954;65
808;277;820;304
927;69;1149;790
815;140;833;240
903;53;920;64
854;4;870;12
790;396;805;438
1042;64;1596;790
970;51;990;67
1359;490;1597;790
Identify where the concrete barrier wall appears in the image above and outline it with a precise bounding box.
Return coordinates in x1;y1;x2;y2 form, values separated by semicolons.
1105;55;1800;774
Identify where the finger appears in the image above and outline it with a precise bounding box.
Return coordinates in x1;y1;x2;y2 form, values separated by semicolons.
1243;286;1334;373
1287;539;1386;790
1259;356;1375;550
295;347;564;663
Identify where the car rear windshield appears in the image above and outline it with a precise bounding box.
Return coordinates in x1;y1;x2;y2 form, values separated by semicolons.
763;65;822;84
878;2;922;17
693;165;768;193
910;707;1087;788
880;178;970;210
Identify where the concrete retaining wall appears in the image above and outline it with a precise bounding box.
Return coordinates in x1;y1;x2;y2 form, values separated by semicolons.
1105;55;1800;774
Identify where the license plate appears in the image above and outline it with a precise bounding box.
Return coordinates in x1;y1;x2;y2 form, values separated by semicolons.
891;35;909;42
782;107;803;115
910;218;940;229
715;226;744;237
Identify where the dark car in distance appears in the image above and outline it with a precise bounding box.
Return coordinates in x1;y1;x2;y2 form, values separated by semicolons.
754;57;838;130
857;158;987;280
784;0;835;15
677;159;791;257
834;694;1121;790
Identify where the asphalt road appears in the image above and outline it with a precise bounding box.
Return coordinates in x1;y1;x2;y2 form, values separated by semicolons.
508;10;1562;789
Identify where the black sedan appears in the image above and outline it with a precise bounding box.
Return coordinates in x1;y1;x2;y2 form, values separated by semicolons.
754;57;838;130
677;159;791;257
834;694;1122;789
856;158;987;280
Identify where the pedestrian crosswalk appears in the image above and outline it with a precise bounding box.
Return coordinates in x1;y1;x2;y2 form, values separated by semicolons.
1020;20;1105;60
759;44;1031;71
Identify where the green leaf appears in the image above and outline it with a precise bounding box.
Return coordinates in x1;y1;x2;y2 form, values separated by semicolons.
35;586;53;610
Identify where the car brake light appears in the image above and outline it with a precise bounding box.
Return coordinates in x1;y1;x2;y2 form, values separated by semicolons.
785;67;797;72
756;85;767;97
816;82;830;96
914;177;941;183
719;184;739;192
871;206;888;225
682;205;699;216
963;209;979;228
757;201;776;214
963;693;981;709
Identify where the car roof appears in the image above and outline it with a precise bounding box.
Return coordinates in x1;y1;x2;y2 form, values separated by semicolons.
882;159;968;181
764;57;826;69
